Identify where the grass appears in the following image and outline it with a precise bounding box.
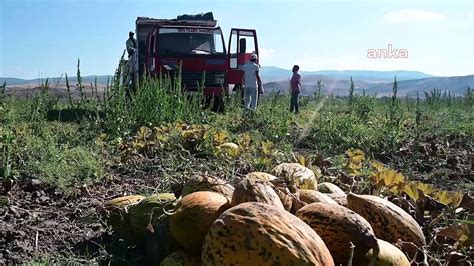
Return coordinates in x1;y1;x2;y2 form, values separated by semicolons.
1;66;473;265
1;66;473;188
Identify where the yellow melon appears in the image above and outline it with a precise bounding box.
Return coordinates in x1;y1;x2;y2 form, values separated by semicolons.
296;202;378;264
245;172;278;182
181;175;234;200
354;239;410;266
271;163;319;189
128;193;176;243
347;193;426;259
202;202;334;265
298;189;338;205
231;177;284;209
104;195;145;239
317;182;346;195
170;191;230;254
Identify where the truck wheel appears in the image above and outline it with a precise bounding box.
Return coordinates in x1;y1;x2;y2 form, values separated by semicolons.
203;96;212;110
211;95;224;113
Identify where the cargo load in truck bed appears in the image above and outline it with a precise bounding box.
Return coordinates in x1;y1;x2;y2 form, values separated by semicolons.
177;12;214;21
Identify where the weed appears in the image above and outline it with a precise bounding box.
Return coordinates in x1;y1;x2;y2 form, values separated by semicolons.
24;133;103;188
0;129;14;178
385;76;403;150
316;79;324;99
415;91;422;140
0;81;6;98
348;76;355;107
352;94;374;122
425;86;442;107
2;63;473;191
465;86;473;106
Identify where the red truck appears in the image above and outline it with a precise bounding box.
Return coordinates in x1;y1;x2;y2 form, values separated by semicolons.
132;12;259;111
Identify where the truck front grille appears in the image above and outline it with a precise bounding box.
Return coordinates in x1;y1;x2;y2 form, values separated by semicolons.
180;72;226;88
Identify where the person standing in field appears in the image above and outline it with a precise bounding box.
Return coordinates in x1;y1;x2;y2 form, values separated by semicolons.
126;31;137;58
290;65;301;113
242;54;263;110
125;31;138;97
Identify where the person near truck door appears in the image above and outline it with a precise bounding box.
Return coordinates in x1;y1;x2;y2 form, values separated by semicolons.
242;54;262;110
126;31;137;58
124;31;138;97
290;65;301;113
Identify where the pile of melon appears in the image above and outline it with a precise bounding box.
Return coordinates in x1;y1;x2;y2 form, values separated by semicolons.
104;163;426;265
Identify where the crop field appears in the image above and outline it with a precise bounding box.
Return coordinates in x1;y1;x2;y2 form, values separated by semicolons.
0;67;473;264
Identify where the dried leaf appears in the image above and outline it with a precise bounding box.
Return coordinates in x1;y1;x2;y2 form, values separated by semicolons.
137;126;151;140
296;154;312;167
132;140;146;150
348;161;363;171
346;148;365;163
98;133;108;141
402;181;436;201
372;169;405;189
370;160;387;172
446;251;470;265
212;130;228;146
437;223;474;247
261;140;274;155
237;132;252;149
417;189;446;212
402;182;420;200
459;193;474;211
433;191;464;207
348;169;361;177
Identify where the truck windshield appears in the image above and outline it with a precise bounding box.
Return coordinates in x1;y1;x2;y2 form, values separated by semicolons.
158;28;225;56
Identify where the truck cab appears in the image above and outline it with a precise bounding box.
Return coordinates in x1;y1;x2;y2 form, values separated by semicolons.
134;13;258;111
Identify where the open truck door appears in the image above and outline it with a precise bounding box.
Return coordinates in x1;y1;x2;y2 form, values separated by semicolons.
227;28;259;88
145;28;157;76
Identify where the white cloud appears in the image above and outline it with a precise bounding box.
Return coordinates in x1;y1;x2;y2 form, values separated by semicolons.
259;48;276;60
384;9;446;23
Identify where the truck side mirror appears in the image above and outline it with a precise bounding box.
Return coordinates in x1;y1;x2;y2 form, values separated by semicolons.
239;38;246;54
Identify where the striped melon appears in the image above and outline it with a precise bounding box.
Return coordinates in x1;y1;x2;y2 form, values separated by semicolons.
203;202;334;265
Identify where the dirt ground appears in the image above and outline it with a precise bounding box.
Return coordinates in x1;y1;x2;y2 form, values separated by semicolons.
0;160;169;264
1;136;472;264
382;135;473;191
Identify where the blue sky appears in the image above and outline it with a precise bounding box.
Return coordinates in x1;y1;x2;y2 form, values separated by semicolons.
1;0;473;79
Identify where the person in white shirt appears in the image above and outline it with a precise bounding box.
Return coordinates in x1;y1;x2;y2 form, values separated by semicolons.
241;54;262;110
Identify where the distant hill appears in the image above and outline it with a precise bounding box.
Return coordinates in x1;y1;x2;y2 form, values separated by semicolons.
260;66;433;82
2;68;472;98
0;78;30;86
365;75;474;97
0;68;431;87
263;75;474;97
0;75;113;86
